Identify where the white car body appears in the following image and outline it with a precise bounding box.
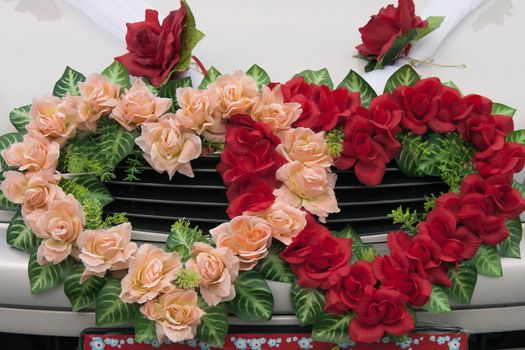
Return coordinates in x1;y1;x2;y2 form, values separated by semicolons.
0;0;525;337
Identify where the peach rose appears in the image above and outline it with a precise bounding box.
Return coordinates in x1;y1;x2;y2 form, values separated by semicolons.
2;131;60;172
210;215;272;270
186;242;239;306
174;88;215;134
135;114;202;179
207;70;258;118
77;222;137;283
251;85;301;131
27;95;78;144
111;79;172;131
0;171;27;204
277;127;333;168
23;171;63;212
120;244;183;304
274;161;339;222
140;288;205;343
77;73;120;130
201;115;226;143
258;201;307;245
31;194;84;264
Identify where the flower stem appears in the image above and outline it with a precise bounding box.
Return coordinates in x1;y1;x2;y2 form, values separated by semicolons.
192;55;207;76
404;55;466;69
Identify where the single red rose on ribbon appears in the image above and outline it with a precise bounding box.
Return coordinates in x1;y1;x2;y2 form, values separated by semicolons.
475;142;525;178
356;0;427;63
225;178;276;218
373;253;432;307
279;77;360;132
116;2;195;87
349;286;414;343
324;260;376;314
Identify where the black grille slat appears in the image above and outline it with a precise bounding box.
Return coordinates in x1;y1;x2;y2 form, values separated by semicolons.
104;157;448;237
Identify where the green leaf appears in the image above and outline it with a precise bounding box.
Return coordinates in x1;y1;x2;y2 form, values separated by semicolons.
9;105;31;133
443;81;461;94
311;312;352;344
166;219;202;262
96;279;137;326
28;251;72;294
134;310;157;343
6;211;39;253
198;67;221;89
376;31;416;69
290;281;324;326
294;68;334;89
395;145;425;177
53;66;86;97
413;16;445;41
227;270;273;321
500;218;522;259
446;262;477;304
0;191;19;210
332;225;369;263
246;64;271;89
196;298;228;347
60;175;113;206
513;180;525;198
256;242;294;283
492;102;516;117
384;65;420;94
417;132;445;176
422;285;451;313
0;132;24;170
98;120;139;169
64;262;107;311
338;70;377;108
102;61;131;89
171;1;205;75
474;244;503;277
506;130;525;144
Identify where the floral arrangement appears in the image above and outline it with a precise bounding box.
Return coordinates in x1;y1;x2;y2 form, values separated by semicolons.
1;0;525;348
356;0;444;71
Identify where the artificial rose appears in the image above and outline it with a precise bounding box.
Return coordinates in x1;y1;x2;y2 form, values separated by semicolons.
475;142;525;178
349;286;414;343
140;288;205;343
111;79;172;131
429;86;472;133
115;5;188;87
435;192;461;214
22;171;63;213
186;242;240;306
77;73;120;130
0;171;28;204
458;193;509;245
356;0;427;60
463;94;493;119
77;223;137;282
136;114;202;179
368;93;403;136
201;115;227;143
210;215;272;270
31;194;83;265
174;87;215;134
27;95;78;144
324;260;376;314
460;174;525;218
256;201;307;245
394;77;443;135
274;161;339;222
3;132;60;172
120;244;183;303
458;114;514;159
251;85;301;131
207;70;259;118
276;127;332;168
373;253;431;307
225;178;275;218
418;208;481;262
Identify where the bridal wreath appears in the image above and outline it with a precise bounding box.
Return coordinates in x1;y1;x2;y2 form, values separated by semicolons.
1;0;525;347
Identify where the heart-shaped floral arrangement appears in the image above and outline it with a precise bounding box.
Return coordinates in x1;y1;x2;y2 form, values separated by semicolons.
1;1;525;347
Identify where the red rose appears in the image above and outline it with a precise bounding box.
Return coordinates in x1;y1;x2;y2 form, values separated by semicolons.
460;174;525;219
356;0;427;61
429;87;473;133
418;208;481;262
116;4;188;86
435;192;461;214
394;78;443;135
458;193;509;245
458;114;514;158
463;94;493;118
225;178;275;218
475;142;525;177
324;260;376;314
280;77;360;132
387;231;451;287
368;94;403;136
349;286;414;343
